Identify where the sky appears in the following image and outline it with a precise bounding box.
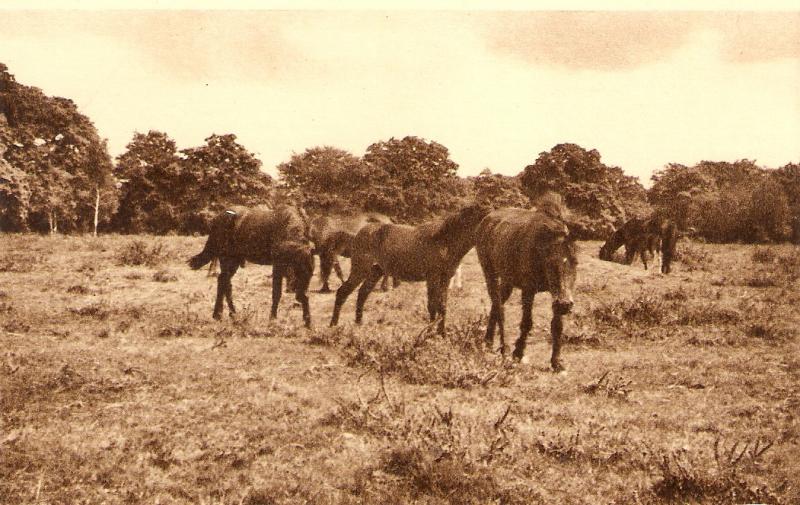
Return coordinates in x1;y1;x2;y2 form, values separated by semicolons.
1;4;799;186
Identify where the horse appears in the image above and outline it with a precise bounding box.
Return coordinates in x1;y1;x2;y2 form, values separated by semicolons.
330;203;490;334
308;212;396;293
187;204;315;327
475;196;577;371
599;214;678;274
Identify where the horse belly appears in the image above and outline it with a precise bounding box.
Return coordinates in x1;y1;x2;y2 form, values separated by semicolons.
380;256;427;281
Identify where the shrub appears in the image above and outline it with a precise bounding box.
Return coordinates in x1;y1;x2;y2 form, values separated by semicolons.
116;240;165;267
152;269;178;282
676;241;713;271
752;247;777;264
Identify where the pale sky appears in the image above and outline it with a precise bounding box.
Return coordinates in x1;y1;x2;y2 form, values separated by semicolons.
1;6;799;185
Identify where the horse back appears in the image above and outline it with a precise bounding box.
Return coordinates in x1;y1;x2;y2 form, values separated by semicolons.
352;222;431;281
232;206;309;264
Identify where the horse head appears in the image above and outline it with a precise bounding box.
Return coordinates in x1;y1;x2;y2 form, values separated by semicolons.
538;220;577;315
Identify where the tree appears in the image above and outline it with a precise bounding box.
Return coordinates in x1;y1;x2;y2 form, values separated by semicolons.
770;163;800;243
746;177;791;242
180;133;272;232
0;62;117;233
471;169;530;209
113;130;184;233
648;163;718;230
362;136;465;221
277;146;375;214
519;143;650;238
0;141;30;231
649;160;794;243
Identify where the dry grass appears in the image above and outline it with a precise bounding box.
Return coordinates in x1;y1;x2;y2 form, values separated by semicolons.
1;235;799;504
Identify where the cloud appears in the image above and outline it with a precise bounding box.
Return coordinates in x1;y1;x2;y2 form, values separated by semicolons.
0;11;302;83
713;12;800;63
481;12;800;71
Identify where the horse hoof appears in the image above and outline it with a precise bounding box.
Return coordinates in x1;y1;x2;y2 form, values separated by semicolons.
212;313;222;321
551;362;565;373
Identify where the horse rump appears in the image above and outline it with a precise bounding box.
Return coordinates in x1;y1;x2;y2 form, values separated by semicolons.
187;209;240;270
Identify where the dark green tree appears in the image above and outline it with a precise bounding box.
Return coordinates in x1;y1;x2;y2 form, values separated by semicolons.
362;136;465;221
113;130;185;233
471;169;530;209
0;63;117;233
181;133;272;232
770;163;800;242
520;143;649;238
277;146;375;214
0;141;30;231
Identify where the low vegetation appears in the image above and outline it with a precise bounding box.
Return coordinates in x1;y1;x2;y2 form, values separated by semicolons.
1;234;798;504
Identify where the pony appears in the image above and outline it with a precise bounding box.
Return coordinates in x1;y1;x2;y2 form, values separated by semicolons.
188;204;315;326
475;196;577;371
330;203;490;334
308;212;395;292
599;214;678;274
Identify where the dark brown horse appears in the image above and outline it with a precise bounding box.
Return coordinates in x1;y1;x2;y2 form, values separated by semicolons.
188;205;315;326
476;197;577;371
308;212;394;292
330;203;490;334
599;214;678;274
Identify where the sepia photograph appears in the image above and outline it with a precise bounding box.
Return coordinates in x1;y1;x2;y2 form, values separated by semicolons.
1;1;799;503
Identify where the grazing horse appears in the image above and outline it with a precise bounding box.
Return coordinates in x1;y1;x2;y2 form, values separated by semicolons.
599;214;678;274
476;197;577;371
188;205;315;326
330;203;490;334
309;212;395;292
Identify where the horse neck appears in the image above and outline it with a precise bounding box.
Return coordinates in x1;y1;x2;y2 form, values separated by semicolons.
438;222;480;262
604;230;625;252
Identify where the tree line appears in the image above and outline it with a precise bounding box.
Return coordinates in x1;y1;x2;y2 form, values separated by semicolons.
1;62;798;242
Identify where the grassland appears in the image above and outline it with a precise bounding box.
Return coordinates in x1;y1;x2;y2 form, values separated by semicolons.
1;233;799;504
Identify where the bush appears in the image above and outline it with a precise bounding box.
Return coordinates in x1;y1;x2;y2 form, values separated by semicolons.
116;240;165;266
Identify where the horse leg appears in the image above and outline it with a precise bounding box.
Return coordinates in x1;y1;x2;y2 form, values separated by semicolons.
319;251;334;293
331;261;368;327
333;258;344;283
281;265;294;293
355;265;383;325
380;275;389;292
213;263;229;320
436;275;449;335
426;281;437;321
513;289;534;360
221;258;240;317
291;259;313;328
496;281;513;354
624;245;636;265
550;312;565;372
271;264;285;320
481;265;500;351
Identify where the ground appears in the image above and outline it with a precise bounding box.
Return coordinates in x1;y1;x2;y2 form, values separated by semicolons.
1;234;799;504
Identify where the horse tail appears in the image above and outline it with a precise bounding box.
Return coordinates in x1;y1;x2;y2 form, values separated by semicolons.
188;209;239;270
188;244;215;270
660;220;678;274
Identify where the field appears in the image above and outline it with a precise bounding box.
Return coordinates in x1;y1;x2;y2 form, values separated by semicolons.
1;233;799;504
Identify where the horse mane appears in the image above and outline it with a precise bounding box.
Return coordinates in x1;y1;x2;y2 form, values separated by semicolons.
534;192;568;220
428;203;487;242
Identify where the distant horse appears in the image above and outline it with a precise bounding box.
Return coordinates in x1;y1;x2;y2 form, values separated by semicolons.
599;214;678;274
308;212;396;293
476;196;577;371
330;203;490;334
188;205;315;326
